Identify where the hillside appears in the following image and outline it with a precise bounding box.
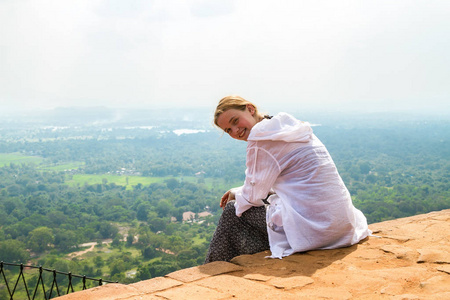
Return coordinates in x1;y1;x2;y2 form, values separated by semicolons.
57;209;450;299
1;109;449;285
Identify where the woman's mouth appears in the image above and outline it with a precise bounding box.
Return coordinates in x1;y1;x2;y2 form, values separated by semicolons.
238;128;246;139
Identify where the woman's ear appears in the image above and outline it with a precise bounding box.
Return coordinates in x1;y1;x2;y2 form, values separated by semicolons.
247;104;255;115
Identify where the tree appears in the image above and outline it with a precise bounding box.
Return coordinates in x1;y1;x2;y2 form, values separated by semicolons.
126;229;136;246
172;207;184;222
136;202;151;221
54;229;78;252
149;217;167;233
112;235;122;248
3;198;17;214
98;222;119;239
0;239;30;262
28;227;54;253
165;178;179;190
139;260;179;278
142;246;157;259
359;162;371;174
93;255;104;268
110;259;126;277
156;200;172;218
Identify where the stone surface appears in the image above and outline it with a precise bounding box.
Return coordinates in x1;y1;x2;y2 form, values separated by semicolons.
56;209;450;300
268;275;314;289
195;274;278;299
55;283;139;300
128;277;182;294
417;247;450;264
154;284;227;300
243;273;273;282
437;265;450;275
165;260;243;282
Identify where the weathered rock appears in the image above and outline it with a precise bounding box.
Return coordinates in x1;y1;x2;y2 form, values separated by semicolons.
165;261;243;282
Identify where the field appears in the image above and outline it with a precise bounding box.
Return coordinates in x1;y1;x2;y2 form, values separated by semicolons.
0;152;240;191
66;174;240;190
0;152;43;166
39;162;85;171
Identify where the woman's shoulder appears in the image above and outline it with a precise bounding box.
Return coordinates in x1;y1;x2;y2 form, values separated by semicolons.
272;112;298;121
249;112;313;143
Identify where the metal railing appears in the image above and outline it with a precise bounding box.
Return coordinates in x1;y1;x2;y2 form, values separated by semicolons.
0;261;117;300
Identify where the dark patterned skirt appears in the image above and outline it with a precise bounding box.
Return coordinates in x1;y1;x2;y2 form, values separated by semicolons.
204;201;269;264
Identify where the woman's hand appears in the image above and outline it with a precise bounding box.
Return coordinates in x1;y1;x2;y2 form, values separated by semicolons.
220;188;237;209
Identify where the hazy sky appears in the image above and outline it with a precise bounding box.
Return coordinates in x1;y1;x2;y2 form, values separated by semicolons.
1;0;449;113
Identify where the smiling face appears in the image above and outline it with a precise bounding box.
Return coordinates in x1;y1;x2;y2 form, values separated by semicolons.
216;105;259;141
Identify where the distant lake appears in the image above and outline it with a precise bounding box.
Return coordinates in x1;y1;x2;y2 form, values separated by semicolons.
173;129;207;136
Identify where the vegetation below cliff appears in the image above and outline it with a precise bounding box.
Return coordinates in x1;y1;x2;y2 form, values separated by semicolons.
0;109;448;295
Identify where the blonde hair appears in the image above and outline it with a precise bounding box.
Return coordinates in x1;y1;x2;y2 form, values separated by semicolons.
214;95;262;127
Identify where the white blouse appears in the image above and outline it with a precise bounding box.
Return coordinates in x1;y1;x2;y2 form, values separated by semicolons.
233;113;371;258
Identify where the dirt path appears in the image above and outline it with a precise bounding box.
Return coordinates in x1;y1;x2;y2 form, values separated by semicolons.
67;244;96;259
67;225;132;259
67;240;112;259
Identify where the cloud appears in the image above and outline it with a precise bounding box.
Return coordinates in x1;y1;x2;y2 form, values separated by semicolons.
0;0;449;113
188;0;235;18
95;0;153;18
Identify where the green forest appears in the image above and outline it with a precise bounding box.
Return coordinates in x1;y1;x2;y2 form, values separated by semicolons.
0;109;449;298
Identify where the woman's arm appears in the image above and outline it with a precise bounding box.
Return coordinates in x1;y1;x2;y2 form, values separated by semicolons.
234;146;281;216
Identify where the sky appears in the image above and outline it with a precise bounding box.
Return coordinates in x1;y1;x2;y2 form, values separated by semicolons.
1;0;449;114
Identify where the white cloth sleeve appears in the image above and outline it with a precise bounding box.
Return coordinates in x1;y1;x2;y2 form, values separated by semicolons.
234;146;281;216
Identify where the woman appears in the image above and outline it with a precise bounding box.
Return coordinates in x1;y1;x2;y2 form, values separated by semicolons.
204;95;370;263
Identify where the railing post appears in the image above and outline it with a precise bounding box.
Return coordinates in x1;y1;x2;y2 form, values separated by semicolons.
48;269;58;299
0;261;13;299
33;266;48;300
12;263;31;300
66;272;74;295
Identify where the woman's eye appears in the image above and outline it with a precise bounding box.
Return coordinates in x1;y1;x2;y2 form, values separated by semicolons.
233;119;238;124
